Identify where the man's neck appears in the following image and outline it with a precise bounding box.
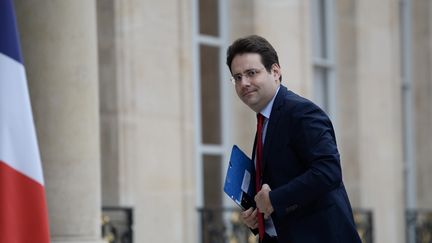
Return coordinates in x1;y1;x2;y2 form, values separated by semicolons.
259;85;280;119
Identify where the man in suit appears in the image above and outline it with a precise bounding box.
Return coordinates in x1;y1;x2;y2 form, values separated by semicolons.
226;35;361;243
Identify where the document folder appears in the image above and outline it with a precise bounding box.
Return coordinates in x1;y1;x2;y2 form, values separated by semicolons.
223;145;256;210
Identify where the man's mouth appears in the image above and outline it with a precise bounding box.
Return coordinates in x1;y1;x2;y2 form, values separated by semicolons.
242;90;256;97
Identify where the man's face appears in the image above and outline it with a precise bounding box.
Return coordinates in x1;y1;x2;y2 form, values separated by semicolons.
231;53;281;112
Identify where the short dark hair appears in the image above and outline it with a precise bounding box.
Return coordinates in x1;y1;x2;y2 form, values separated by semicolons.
226;35;282;81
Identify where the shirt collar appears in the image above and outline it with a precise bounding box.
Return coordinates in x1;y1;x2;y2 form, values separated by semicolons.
259;85;280;119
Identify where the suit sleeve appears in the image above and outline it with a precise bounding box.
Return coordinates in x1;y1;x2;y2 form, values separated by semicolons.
269;102;342;219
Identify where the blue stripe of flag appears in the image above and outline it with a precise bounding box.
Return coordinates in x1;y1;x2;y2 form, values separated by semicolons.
0;0;23;64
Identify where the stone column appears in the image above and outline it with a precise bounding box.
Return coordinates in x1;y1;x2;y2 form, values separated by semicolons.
335;0;361;207
254;0;312;97
356;0;405;242
97;0;196;242
228;0;256;154
15;1;103;242
229;0;313;154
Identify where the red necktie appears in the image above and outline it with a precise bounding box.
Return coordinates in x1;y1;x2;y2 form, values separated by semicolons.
255;113;265;241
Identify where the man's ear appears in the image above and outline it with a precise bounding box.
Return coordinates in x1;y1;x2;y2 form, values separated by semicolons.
271;63;281;81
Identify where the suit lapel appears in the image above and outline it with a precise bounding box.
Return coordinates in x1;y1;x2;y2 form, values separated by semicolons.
262;86;286;168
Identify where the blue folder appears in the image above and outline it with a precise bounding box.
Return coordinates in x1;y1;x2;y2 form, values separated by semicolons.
223;145;256;210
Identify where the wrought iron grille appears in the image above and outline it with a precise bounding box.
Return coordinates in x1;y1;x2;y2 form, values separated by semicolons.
354;209;373;243
102;207;133;243
198;207;373;243
407;210;432;243
198;207;257;243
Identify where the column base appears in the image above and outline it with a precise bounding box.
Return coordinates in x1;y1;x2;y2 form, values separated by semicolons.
51;237;106;243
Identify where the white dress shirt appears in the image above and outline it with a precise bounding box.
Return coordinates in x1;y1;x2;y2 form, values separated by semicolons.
257;85;280;237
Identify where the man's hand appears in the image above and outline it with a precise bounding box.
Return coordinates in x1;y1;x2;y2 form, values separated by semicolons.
255;184;274;219
240;207;258;229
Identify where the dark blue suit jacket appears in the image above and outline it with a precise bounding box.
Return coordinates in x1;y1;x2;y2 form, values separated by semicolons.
256;85;361;243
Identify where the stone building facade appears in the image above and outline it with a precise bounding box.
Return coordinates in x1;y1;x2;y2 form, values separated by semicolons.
13;0;432;242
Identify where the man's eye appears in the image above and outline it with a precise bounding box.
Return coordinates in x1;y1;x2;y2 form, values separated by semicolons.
247;70;257;77
234;75;242;81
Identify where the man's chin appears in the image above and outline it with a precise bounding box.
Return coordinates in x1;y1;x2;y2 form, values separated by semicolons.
243;101;261;112
242;98;256;107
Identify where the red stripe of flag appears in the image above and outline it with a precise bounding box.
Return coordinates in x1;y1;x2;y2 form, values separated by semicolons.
0;161;50;243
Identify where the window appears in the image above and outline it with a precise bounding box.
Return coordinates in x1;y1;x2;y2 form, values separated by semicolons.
311;0;336;118
193;0;230;240
193;0;229;211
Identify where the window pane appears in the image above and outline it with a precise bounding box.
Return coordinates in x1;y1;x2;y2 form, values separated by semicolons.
313;67;329;112
199;0;219;36
311;0;327;58
203;155;222;207
200;45;221;144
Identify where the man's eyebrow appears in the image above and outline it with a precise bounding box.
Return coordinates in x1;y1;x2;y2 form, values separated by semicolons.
233;68;256;75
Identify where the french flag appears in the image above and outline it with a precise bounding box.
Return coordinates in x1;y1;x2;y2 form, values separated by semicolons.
0;0;50;242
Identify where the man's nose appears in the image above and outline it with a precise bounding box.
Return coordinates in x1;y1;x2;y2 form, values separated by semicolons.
238;76;251;86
